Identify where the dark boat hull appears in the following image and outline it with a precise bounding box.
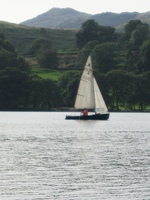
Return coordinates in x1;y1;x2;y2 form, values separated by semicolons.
65;113;109;120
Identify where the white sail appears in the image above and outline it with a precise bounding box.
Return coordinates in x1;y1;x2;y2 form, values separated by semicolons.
74;55;108;114
93;78;108;113
74;56;95;109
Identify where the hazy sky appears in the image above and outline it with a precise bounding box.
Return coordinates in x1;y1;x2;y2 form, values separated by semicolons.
0;0;150;24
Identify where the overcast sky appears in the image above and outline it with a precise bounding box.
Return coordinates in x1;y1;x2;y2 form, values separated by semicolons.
0;0;149;24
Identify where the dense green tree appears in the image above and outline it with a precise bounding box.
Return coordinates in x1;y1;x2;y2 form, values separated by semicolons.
0;49;17;70
58;71;81;107
139;40;150;72
17;57;31;73
0;33;4;40
0;37;31;110
98;25;115;43
37;49;58;69
129;23;149;49
76;20;99;48
106;70;134;110
30;38;58;69
93;42;118;73
0;68;30;110
0;38;15;52
124;20;143;40
30;38;53;55
76;19;116;48
134;72;150;111
124;20;149;72
29;77;62;110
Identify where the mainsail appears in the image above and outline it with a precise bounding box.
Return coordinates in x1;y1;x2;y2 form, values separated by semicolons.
74;55;108;114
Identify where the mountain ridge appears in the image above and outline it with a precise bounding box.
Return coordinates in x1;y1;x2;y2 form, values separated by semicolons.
21;7;91;29
20;7;150;29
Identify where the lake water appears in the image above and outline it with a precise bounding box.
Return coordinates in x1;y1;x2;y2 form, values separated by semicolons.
0;112;150;200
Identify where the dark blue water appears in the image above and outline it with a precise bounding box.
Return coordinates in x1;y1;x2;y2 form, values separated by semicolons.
0;112;150;199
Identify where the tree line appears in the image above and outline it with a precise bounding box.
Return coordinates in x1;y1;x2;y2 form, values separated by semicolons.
0;19;150;111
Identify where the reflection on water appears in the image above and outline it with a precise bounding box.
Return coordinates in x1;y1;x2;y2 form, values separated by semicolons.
0;112;150;199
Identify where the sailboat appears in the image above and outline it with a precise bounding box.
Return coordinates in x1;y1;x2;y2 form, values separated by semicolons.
65;55;109;120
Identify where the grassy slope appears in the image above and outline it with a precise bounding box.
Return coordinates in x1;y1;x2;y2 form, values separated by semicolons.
0;21;77;55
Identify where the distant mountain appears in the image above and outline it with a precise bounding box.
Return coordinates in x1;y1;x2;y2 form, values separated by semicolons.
90;12;139;26
21;8;91;29
21;7;150;29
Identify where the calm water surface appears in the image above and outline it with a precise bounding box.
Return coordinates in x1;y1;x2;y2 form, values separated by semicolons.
0;112;150;200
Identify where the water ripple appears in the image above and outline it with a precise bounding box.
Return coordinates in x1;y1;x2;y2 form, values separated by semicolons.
0;112;150;199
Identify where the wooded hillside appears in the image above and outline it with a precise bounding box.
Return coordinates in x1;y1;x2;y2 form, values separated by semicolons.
0;19;150;111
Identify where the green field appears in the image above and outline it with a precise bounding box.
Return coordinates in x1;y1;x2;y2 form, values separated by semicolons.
32;68;63;81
